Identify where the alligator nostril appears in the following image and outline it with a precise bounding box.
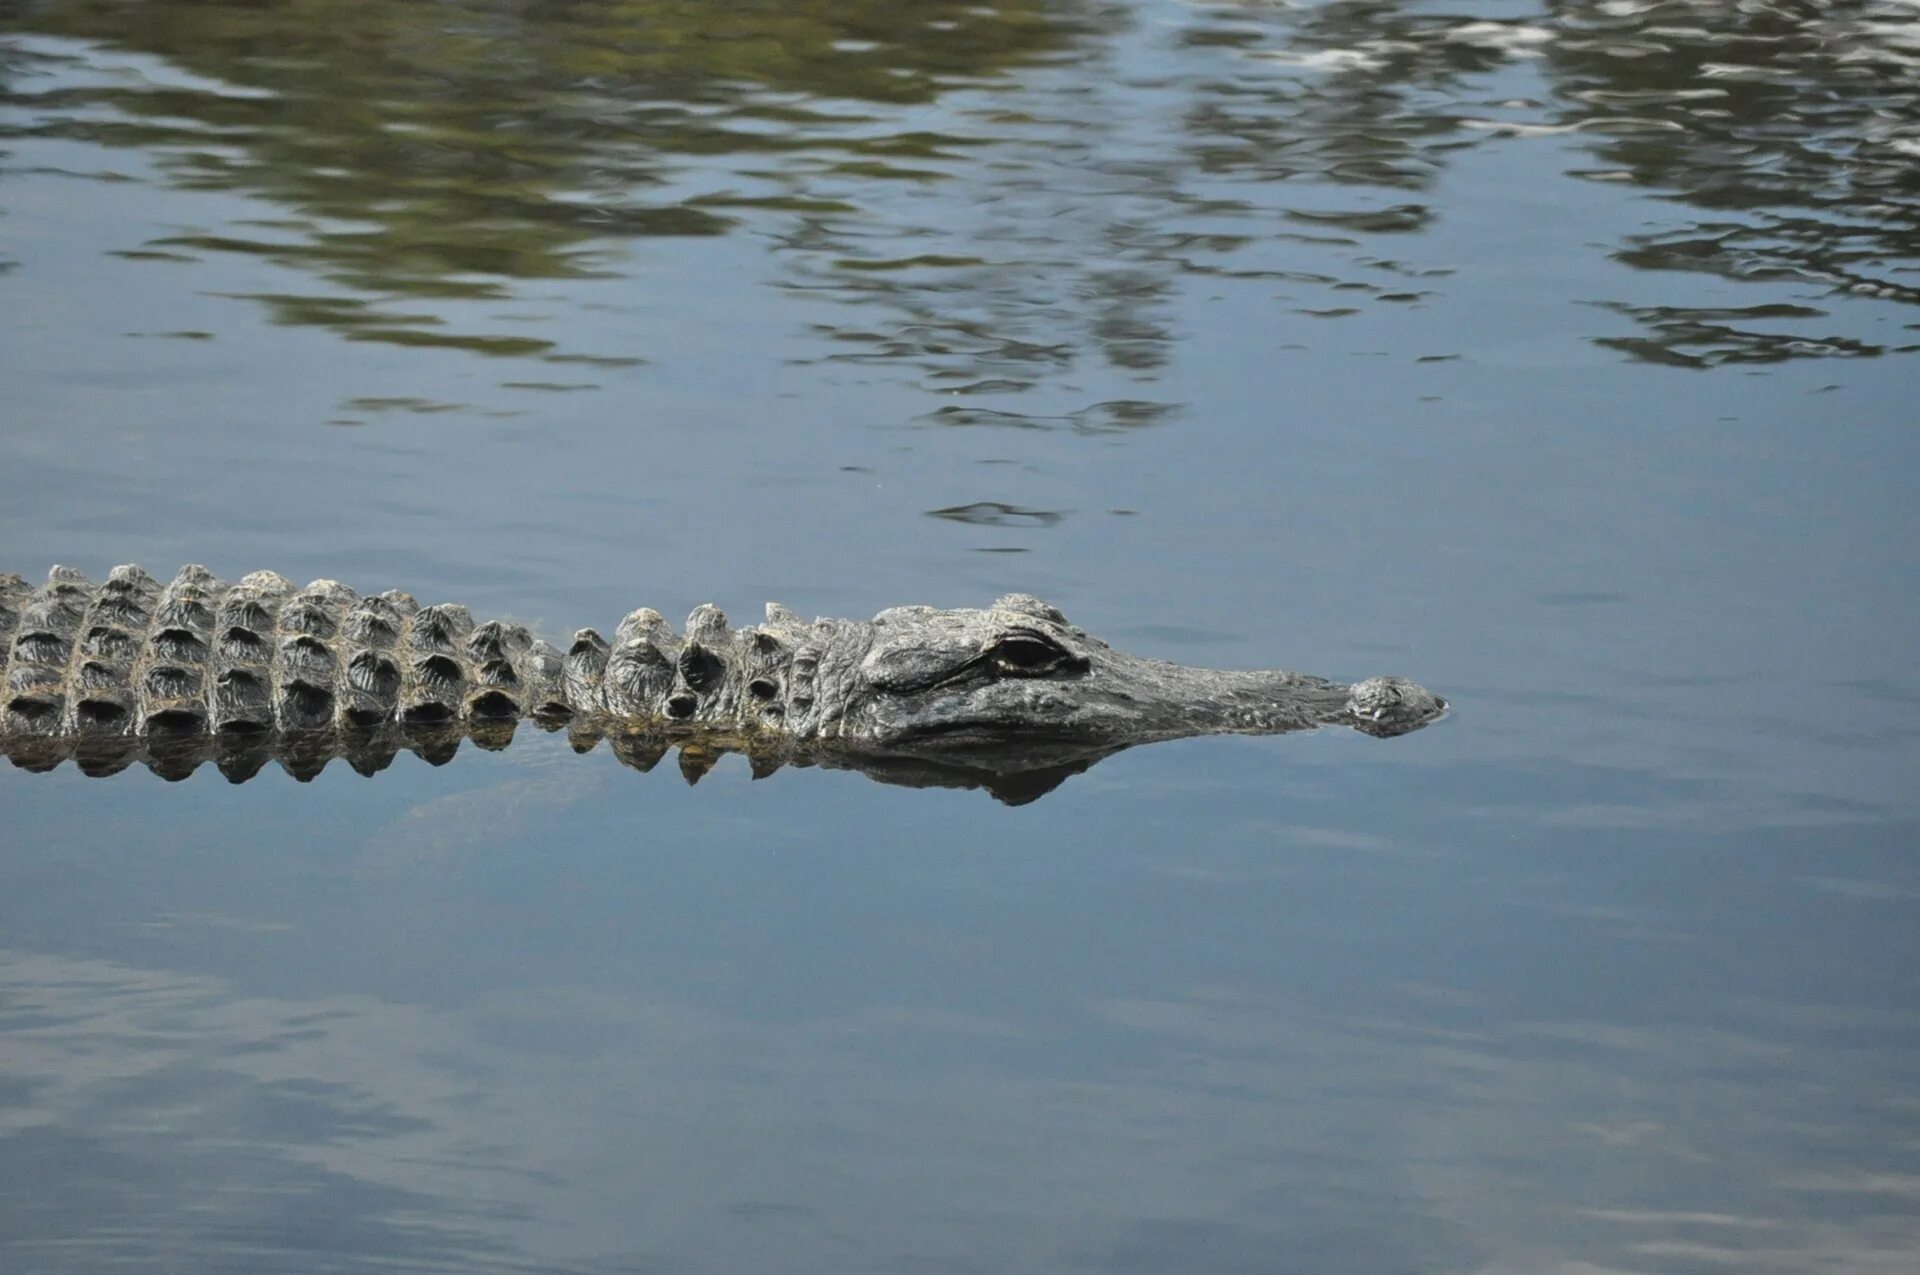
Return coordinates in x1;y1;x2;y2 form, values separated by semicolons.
665;692;697;720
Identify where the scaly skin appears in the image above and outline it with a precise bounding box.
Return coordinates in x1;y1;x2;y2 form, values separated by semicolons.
1;565;1446;803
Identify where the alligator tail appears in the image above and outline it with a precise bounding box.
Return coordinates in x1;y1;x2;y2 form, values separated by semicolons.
1;564;573;740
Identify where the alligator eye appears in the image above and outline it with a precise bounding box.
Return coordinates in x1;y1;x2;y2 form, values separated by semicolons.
989;633;1071;675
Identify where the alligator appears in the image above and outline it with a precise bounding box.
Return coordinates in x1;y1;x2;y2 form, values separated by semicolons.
0;565;1446;803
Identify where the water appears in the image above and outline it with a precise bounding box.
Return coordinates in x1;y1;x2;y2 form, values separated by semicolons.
2;0;1918;1269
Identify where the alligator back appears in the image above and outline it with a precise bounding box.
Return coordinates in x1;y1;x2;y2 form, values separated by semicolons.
1;564;572;741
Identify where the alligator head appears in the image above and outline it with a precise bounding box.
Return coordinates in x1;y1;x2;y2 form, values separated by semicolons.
811;594;1446;761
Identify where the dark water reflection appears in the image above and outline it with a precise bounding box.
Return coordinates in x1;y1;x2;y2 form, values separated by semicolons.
2;0;1101;371
6;0;1917;388
3;0;1920;1271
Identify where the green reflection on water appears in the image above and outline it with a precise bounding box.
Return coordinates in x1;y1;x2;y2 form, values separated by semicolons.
3;0;1916;380
3;0;1087;353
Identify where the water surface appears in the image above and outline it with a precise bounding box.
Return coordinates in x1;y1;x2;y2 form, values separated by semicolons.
3;1;1918;1271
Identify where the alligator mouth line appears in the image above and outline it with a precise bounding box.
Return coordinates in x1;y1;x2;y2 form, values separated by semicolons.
880;717;1102;751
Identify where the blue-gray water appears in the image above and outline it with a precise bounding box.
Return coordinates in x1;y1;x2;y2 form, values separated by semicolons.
2;1;1918;1270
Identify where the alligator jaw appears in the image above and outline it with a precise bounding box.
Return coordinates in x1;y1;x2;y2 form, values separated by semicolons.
852;654;1445;754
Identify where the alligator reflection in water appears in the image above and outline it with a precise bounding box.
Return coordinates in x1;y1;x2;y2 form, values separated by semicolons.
1;564;1445;805
3;721;1145;807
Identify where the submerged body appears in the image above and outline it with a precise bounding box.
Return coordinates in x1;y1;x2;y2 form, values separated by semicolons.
1;565;1445;801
